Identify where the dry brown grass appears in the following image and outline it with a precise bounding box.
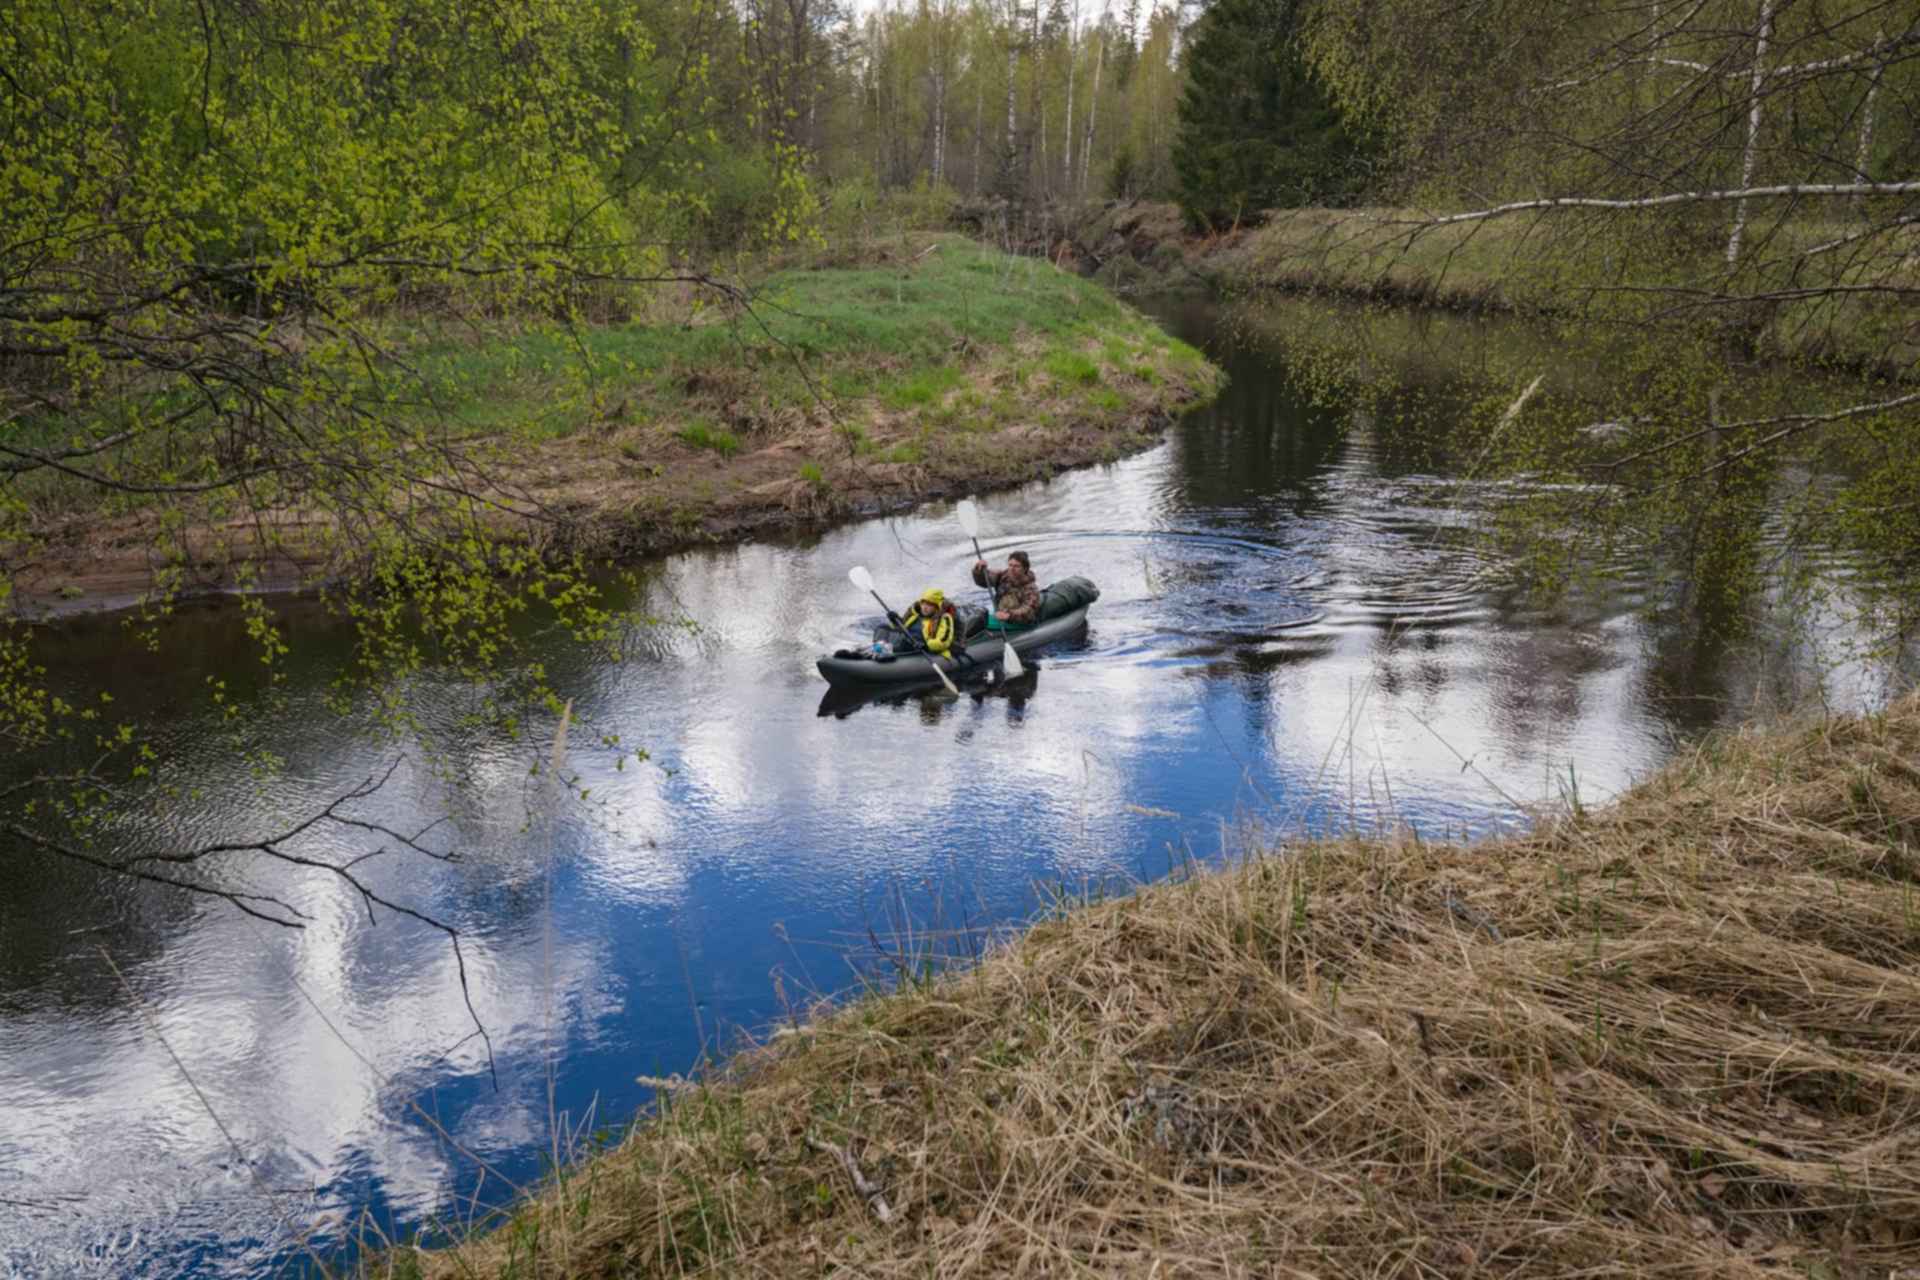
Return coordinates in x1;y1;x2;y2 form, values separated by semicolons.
410;697;1920;1279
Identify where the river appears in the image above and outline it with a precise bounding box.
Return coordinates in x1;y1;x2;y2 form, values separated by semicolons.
0;294;1904;1277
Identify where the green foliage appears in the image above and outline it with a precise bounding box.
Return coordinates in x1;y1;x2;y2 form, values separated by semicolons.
1174;0;1370;230
1107;144;1140;199
0;0;816;888
680;146;822;251
819;175;962;241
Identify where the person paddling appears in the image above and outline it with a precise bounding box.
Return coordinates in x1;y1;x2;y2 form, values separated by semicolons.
890;587;957;657
971;551;1040;630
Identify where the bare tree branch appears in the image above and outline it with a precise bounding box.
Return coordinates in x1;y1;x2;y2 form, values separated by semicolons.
1392;182;1920;232
8;759;500;1085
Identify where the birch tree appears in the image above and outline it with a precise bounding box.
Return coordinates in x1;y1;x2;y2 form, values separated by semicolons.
1079;5;1111;193
1;0;809;965
1298;0;1920;636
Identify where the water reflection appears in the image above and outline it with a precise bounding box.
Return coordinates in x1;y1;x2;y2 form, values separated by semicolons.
2;294;1909;1278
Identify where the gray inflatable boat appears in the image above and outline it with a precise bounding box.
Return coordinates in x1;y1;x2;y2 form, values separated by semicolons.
816;577;1098;689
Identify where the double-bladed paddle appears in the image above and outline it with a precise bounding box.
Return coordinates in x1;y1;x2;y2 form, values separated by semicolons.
848;565;959;695
954;499;1025;678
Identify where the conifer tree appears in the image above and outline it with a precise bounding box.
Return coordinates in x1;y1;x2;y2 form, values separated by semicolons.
1173;0;1368;229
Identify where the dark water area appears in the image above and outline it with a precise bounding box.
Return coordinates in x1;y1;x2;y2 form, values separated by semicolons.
0;295;1903;1277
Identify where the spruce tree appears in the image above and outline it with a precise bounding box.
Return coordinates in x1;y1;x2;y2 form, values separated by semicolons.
1173;0;1368;230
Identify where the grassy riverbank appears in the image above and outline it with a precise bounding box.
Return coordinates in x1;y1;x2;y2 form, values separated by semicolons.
398;696;1920;1278
10;236;1220;613
1069;202;1920;374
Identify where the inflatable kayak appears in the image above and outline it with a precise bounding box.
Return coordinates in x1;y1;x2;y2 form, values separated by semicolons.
817;576;1098;690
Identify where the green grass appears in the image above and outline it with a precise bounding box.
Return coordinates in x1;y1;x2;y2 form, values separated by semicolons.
880;365;963;410
1043;350;1102;386
1227;207;1920;372
392;237;1170;443
676;420;740;456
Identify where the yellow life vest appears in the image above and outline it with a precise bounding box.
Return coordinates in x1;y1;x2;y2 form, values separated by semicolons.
903;606;955;656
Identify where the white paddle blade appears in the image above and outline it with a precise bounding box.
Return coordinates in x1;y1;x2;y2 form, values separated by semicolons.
955;498;980;538
1003;636;1025;678
933;661;959;695
849;565;874;592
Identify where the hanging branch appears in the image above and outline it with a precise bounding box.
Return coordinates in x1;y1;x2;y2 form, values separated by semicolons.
8;759;500;1085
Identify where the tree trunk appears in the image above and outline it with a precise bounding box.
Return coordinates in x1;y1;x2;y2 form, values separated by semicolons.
1080;10;1106;193
1030;1;1044;198
974;69;985;193
1063;0;1079;192
1854;32;1885;216
1005;27;1018;164
1725;0;1776;267
937;75;948;183
1037;96;1048;199
931;2;948;186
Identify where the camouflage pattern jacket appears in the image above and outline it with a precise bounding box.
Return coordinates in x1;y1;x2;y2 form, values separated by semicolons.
971;561;1041;624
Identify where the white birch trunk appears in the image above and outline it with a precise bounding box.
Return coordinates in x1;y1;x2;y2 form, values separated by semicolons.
973;70;985;193
1080;9;1107;193
1853;32;1884;215
1031;1;1045;197
1063;0;1079;192
1006;26;1018;166
1725;0;1776;267
935;76;947;183
1038;97;1048;199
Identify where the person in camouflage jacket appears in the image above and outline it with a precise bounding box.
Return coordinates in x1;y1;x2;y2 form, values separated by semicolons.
971;550;1041;627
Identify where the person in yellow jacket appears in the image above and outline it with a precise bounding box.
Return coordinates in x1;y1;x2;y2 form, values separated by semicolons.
889;587;957;657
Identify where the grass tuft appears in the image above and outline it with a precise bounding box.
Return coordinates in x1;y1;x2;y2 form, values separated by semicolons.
1043;350;1101;386
676;421;740;457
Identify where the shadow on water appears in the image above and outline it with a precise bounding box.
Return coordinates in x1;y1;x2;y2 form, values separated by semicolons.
817;665;1047;719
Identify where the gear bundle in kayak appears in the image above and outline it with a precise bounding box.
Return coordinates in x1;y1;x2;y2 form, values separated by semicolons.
817;576;1099;689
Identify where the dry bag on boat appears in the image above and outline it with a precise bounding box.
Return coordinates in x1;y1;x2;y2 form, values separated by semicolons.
1038;576;1100;621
